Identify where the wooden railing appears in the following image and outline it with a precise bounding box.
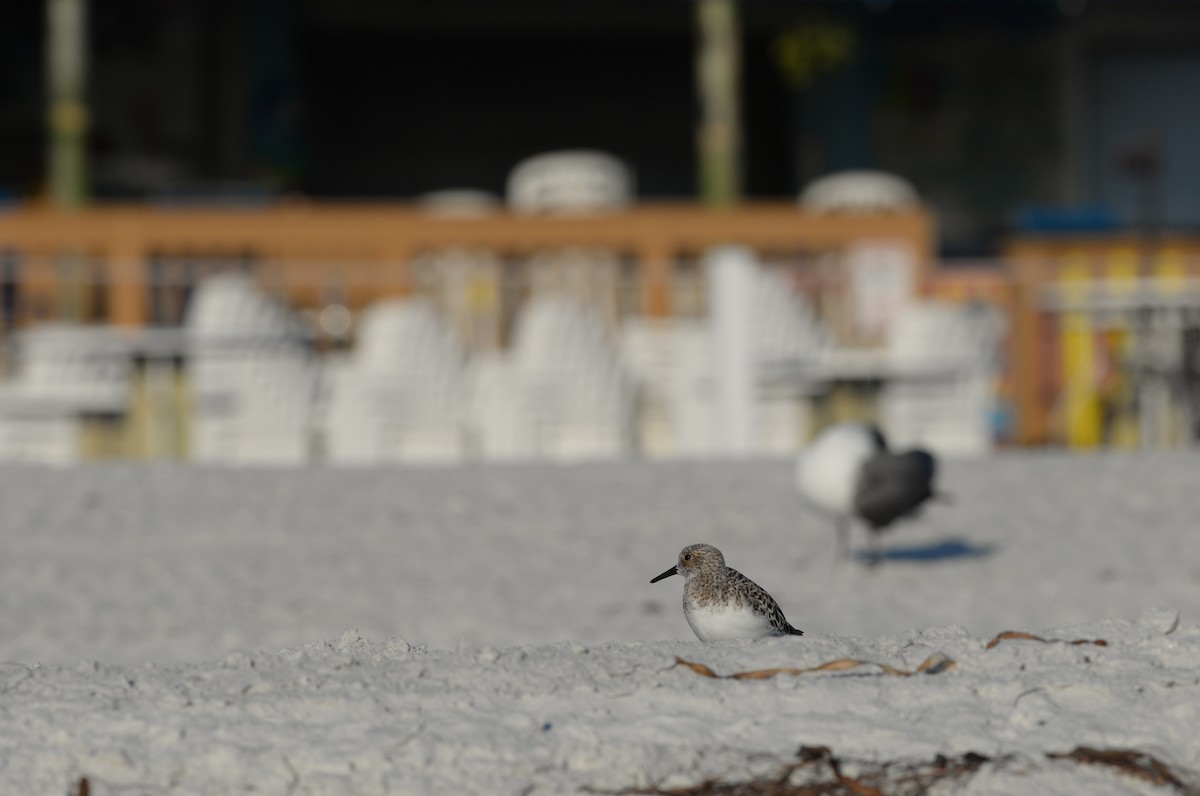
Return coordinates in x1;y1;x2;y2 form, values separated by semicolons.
9;203;1200;450
0;202;935;328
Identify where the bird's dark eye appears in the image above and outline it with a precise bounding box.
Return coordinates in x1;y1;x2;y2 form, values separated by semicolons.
683;554;691;561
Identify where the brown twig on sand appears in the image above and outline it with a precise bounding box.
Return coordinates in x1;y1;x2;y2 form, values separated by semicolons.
985;630;1108;649
672;652;955;680
1046;747;1200;795
615;747;998;795
614;746;1200;795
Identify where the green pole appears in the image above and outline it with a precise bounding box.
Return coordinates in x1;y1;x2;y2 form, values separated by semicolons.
47;0;89;209
695;0;742;206
47;0;90;323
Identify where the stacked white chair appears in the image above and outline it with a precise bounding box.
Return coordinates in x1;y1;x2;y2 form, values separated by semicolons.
473;297;635;460
621;319;690;457
465;352;528;459
506;150;633;215
0;324;133;464
879;301;1001;456
323;298;468;464
516;298;635;459
620;319;715;458
507;149;632;337
800;170;920;214
186;273;318;465
415;189;500;218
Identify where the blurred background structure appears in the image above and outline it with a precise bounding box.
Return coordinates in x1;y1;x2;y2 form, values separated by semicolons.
0;0;1199;463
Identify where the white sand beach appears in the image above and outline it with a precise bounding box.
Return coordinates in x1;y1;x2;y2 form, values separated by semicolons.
0;453;1197;794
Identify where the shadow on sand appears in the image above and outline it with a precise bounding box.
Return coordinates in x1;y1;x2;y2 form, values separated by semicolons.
858;538;997;564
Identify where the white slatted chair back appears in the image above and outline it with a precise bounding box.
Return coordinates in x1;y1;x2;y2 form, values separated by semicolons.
186;274;316;465
502;297;635;459
881;302;999;456
324;298;467;464
10;324;132;413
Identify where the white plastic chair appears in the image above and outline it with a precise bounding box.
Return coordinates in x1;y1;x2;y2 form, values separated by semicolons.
186;274;317;465
472;297;635;461
323;298;468;464
879;302;1001;456
0;324;134;464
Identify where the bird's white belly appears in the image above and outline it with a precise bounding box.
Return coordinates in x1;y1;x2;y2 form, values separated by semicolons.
684;601;776;641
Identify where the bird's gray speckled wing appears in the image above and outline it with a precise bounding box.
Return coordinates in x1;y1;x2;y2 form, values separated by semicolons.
722;567;804;636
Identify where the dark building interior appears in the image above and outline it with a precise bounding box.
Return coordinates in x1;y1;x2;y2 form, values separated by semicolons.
2;0;1199;255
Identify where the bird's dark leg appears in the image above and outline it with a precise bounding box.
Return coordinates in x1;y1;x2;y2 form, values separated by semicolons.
835;517;851;565
864;531;884;568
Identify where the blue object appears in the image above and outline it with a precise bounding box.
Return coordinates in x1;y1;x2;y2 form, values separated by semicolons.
1014;205;1118;233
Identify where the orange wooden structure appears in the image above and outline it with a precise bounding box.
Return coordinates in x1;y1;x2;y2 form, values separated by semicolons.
10;203;1200;451
1006;234;1200;446
0;202;935;327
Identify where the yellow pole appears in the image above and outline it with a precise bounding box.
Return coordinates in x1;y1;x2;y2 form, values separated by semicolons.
1060;254;1101;448
1103;249;1138;447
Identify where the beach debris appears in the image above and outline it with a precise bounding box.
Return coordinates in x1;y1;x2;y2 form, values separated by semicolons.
672;652;955;680
984;630;1108;649
619;746;1001;795
1046;747;1200;794
618;745;1200;795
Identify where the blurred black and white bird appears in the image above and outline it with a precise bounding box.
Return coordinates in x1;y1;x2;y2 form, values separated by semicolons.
795;422;939;564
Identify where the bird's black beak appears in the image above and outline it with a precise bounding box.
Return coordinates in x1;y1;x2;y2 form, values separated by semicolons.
650;565;678;584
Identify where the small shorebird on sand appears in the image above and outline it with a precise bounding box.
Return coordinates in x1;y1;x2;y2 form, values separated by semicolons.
650;543;803;642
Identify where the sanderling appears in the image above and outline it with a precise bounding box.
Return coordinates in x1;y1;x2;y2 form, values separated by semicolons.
650;543;803;641
795;422;939;564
